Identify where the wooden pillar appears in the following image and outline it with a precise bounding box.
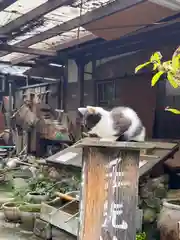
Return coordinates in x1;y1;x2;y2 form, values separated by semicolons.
63;59;68;112
77;61;85;107
92;59;97;105
78;138;155;240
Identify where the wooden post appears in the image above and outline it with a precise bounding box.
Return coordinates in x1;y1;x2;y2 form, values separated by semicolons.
77;138;155;240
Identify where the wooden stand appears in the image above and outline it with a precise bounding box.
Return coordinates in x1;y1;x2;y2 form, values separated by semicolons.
77;138;155;240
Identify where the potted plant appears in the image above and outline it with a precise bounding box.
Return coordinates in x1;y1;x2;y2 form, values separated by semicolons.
25;191;48;204
2;201;22;222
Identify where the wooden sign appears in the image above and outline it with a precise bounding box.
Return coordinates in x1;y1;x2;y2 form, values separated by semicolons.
78;138;155;240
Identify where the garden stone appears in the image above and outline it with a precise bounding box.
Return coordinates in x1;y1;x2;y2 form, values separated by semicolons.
13;178;29;191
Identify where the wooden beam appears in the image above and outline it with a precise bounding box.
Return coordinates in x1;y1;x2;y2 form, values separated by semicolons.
8;34;97;65
8;11;180;65
86;29;180;61
10;20;180;65
18;0;144;46
12;16;180;64
0;44;57;56
67;18;180;57
5;73;58;82
0;0;16;11
68;20;180;59
0;60;35;68
0;0;144;63
0;0;74;35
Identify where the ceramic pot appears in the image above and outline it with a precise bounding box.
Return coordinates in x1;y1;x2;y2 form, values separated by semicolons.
19;211;35;232
25;192;48;204
19;203;41;231
158;199;180;240
2;202;21;222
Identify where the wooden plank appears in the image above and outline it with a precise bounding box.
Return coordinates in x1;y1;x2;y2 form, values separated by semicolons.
0;0;16;11
46;139;179;176
79;146;140;240
144;141;178;150
40;202;79;236
13;17;180;65
86;28;180;61
6;0;144;64
68;18;180;57
0;44;57;56
16;0;144;46
77;138;157;150
9;3;179;65
0;60;35;67
140;146;178;176
0;0;74;35
10;34;97;65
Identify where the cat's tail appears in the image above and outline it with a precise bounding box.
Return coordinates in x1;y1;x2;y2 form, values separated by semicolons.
131;126;146;142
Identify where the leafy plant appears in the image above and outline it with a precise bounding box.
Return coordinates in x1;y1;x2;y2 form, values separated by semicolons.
135;48;180;87
13;174;80;203
135;46;180;113
19;203;41;213
136;232;146;240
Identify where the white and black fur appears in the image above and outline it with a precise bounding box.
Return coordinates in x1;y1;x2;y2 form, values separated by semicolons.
78;106;145;142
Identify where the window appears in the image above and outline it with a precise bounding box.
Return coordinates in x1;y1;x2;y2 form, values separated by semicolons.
96;80;115;107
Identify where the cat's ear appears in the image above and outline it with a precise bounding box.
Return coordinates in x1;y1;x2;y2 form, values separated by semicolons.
86;106;96;114
87;106;106;115
78;107;87;115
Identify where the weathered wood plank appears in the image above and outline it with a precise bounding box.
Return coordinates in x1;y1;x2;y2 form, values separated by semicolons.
46;139;179;179
79;146;140;240
0;44;57;56
76;138;156;150
79;147;108;240
140;146;178;177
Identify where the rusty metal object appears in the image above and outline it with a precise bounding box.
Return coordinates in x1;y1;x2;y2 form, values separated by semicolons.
13;87;74;155
15;104;39;129
55;192;76;202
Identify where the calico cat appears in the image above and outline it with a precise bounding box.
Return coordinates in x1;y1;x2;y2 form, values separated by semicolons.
78;106;145;142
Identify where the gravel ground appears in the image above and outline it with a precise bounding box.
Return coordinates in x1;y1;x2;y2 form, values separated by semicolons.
0;212;39;240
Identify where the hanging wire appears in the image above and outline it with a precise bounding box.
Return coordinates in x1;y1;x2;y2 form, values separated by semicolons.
76;0;84;50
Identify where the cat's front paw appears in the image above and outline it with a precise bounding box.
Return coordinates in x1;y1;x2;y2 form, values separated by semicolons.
88;131;99;138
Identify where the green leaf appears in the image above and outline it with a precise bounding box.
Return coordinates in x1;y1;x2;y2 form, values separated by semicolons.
135;62;151;73
153;63;158;71
172;54;180;72
151;71;164;86
150;52;162;63
167;72;179;88
165;107;180;114
162;61;172;72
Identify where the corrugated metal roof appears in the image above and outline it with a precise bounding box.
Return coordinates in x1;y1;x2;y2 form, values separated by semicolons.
0;0;178;74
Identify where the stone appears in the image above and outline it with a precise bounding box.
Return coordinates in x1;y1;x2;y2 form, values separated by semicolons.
52;227;76;240
33;218;52;240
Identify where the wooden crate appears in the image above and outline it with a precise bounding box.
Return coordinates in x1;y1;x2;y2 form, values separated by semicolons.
40;201;79;236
